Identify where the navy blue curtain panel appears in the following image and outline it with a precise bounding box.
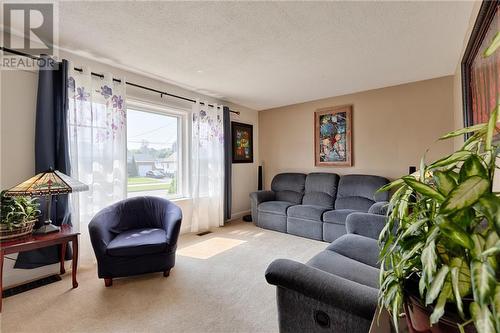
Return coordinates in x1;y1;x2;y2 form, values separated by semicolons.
15;57;72;269
223;106;232;221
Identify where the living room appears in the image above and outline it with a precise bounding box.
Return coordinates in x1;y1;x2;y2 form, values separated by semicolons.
1;1;499;332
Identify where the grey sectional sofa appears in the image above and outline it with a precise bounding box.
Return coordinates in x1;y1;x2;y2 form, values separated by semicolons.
265;212;386;333
250;172;389;242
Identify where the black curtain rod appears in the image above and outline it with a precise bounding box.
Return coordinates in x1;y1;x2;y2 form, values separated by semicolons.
1;47;240;115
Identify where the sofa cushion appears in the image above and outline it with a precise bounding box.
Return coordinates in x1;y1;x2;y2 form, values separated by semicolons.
335;175;389;211
271;173;306;204
323;209;357;224
307;250;379;289
258;201;294;216
106;228;168;257
326;234;380;268
287;205;329;221
302;173;339;209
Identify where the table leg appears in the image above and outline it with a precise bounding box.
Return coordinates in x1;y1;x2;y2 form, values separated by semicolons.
72;237;78;288
0;250;3;312
60;242;67;275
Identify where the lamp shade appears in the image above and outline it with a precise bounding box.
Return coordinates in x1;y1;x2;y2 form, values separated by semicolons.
4;169;89;197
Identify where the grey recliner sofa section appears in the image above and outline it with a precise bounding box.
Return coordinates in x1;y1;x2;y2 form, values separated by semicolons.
265;212;386;333
250;172;389;242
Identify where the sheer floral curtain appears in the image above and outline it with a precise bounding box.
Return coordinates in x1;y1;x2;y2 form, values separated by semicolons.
191;100;224;232
67;65;127;263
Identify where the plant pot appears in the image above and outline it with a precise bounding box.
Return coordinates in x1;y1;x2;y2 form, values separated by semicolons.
0;219;37;241
403;277;476;333
404;294;476;333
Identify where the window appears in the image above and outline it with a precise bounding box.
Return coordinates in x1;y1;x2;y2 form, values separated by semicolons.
126;106;183;199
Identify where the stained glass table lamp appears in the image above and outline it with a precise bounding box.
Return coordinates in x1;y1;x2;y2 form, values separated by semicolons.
4;168;89;234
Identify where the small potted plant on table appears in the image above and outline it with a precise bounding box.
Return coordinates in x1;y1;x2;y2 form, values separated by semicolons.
0;193;40;241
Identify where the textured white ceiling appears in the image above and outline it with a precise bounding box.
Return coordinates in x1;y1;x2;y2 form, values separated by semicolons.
57;1;475;110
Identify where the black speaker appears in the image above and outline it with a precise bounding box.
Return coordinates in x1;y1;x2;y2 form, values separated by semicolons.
258;165;263;191
409;166;416;175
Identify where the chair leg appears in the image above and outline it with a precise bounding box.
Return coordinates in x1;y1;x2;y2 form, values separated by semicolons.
104;278;113;287
163;269;170;277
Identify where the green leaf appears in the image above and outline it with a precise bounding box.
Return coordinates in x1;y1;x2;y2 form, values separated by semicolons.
426;265;449;305
475;194;500;234
450;266;464;318
483;31;500;57
482;240;500;257
377;179;404;193
462;128;487;151
403;177;445;202
440;176;490;214
459;155;488;181
421;239;437;283
430;282;452;324
450;257;471;296
428;151;471;169
494;285;500;333
419;156;426;183
472;234;486;257
450;208;475;229
471;260;496;307
440;123;487;140
401;218;428;239
485;105;499;151
470;302;495;333
436;215;474;250
434;171;457;196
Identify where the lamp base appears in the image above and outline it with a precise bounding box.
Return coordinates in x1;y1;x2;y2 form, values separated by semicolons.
34;223;60;235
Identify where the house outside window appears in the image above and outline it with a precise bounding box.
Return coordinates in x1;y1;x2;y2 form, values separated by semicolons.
126;102;185;199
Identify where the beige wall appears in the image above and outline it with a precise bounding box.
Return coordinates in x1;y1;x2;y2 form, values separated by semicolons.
226;102;259;218
259;76;455;188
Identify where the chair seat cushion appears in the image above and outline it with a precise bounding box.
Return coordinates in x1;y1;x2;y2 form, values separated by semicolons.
323;209;357;224
107;228;168;257
326;234;380;268
287;205;329;221
307;248;379;289
258;201;294;216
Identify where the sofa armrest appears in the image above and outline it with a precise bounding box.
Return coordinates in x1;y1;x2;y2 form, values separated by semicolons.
345;212;387;240
265;258;378;321
88;210;116;257
368;201;388;215
249;191;275;224
163;203;183;245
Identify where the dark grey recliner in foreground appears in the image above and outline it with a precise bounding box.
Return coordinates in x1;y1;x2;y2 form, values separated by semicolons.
265;212;386;333
89;196;182;287
250;172;389;242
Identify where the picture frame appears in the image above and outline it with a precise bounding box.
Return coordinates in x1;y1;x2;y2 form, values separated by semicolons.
314;105;353;167
231;122;254;163
461;1;499;128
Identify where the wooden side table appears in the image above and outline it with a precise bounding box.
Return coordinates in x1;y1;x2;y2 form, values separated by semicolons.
0;225;79;311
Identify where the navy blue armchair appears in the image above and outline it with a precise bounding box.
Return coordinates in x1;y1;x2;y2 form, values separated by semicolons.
88;196;182;287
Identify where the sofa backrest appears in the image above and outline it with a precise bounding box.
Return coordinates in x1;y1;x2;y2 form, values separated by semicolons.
271;173;306;204
335;174;390;211
302;173;340;209
108;196;172;233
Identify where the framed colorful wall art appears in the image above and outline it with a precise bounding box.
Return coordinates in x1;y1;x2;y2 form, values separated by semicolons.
314;105;353;166
232;122;253;163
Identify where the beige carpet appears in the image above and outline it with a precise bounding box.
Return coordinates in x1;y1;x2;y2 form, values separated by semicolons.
1;220;326;333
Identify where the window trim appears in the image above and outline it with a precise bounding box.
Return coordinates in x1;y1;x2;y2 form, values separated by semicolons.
126;99;189;199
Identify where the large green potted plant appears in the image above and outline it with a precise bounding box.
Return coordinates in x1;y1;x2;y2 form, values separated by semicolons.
378;98;499;331
378;33;500;333
0;192;40;240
